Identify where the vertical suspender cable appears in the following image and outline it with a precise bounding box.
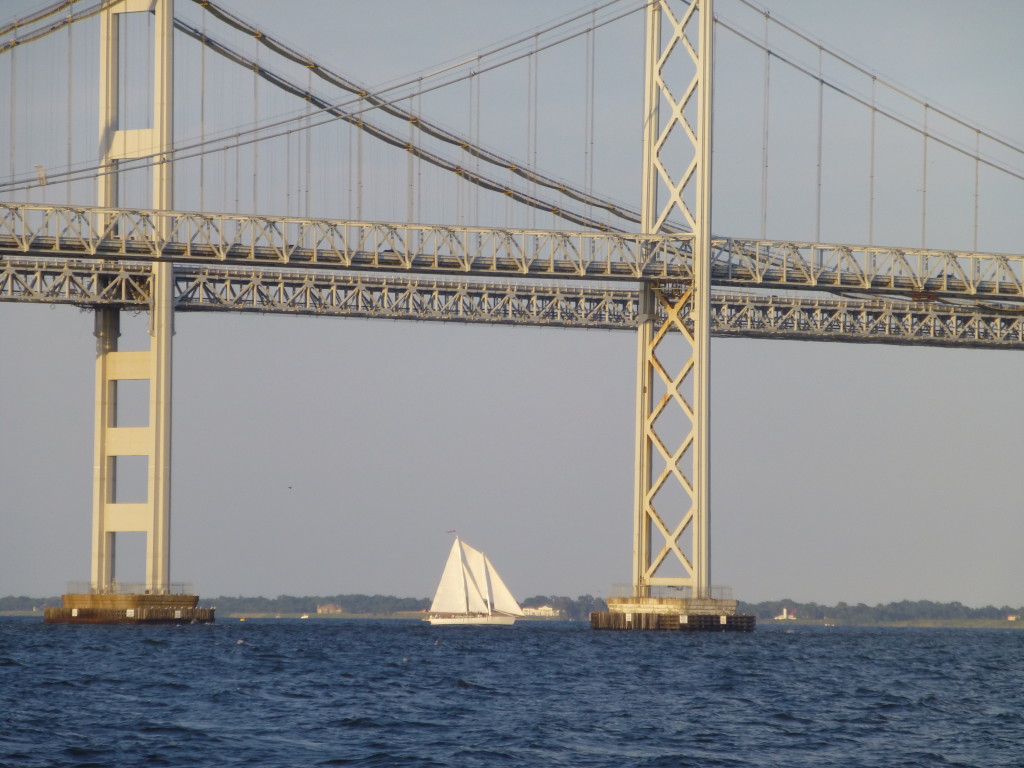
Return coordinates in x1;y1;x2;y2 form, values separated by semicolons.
921;104;928;248
973;130;980;252
475;67;481;224
407;94;414;222
305;68;312;218
585;16;595;227
356;93;363;220
868;77;875;245
464;75;473;226
534;35;540;228
533;36;540;229
459;77;470;226
759;11;770;240
416;89;422;223
814;45;823;242
346;98;352;214
252;38;258;214
234;135;240;212
527;38;536;229
10;42;15;188
199;9;205;211
67;7;73;202
584;22;592;223
528;44;536;228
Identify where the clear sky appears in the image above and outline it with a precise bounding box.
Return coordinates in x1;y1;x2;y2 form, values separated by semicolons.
1;0;1022;607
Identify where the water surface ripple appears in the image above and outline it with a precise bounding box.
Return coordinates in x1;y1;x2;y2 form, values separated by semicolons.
2;619;1022;766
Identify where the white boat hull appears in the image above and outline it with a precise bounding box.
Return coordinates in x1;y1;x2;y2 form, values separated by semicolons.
426;614;516;626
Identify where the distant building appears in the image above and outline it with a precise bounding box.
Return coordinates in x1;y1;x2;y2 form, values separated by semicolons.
522;605;562;617
1008;615;1018;622
316;603;343;615
774;607;797;620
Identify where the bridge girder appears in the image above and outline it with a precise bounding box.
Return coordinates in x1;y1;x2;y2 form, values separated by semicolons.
2;203;1023;304
4;256;1024;349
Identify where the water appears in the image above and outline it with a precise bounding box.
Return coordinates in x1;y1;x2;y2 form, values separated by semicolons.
2;618;1022;767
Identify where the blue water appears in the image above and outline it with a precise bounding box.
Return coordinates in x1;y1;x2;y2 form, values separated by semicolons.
2;618;1022;767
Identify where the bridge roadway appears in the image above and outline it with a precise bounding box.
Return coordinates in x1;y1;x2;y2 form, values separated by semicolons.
2;203;1024;348
2;203;1023;296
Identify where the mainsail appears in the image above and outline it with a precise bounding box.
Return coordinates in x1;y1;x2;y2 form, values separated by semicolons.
429;537;523;617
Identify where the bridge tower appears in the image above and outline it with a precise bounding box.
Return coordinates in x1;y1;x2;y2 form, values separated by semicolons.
594;0;752;630
48;0;211;623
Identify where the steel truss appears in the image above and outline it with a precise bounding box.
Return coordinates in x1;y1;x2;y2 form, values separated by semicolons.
3;203;1024;303
0;203;691;279
710;293;1024;348
6;256;1024;348
0;257;151;305
712;239;1024;300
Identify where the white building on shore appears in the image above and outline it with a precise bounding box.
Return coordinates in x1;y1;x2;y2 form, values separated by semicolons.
522;605;562;618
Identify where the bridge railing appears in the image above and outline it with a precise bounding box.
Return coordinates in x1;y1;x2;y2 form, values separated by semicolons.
0;203;694;279
65;581;195;596
608;584;735;601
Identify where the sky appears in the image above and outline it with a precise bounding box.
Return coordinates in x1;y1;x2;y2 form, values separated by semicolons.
1;0;1023;608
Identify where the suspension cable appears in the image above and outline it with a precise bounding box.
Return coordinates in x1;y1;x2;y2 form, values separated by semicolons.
2;16;638;231
190;0;647;225
734;0;1023;157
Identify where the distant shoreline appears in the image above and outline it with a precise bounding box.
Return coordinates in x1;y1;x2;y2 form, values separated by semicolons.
4;594;1021;626
2;610;1021;628
763;618;1023;629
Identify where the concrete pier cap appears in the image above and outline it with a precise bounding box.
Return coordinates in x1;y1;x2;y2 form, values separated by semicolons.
44;582;214;624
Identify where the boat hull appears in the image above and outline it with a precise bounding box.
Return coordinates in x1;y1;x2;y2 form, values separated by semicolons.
426;614;516;626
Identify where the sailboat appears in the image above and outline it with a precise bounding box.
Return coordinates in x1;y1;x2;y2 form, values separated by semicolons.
425;537;524;625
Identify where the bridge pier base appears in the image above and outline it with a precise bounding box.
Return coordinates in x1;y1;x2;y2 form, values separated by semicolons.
44;593;214;625
590;597;754;632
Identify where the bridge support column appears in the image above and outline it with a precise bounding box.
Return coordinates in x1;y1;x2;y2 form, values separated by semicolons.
596;0;750;629
630;0;714;600
48;0;209;622
631;281;710;597
90;276;172;594
88;0;176;597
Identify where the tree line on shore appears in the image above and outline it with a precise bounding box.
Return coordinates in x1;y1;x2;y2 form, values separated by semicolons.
3;595;1020;622
738;599;1022;622
0;593;608;621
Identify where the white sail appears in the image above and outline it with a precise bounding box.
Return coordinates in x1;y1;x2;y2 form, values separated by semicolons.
429;539;469;614
460;542;491;613
427;537;522;624
484;556;524;616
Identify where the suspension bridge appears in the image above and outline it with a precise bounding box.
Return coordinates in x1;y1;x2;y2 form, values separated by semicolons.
1;0;1022;621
